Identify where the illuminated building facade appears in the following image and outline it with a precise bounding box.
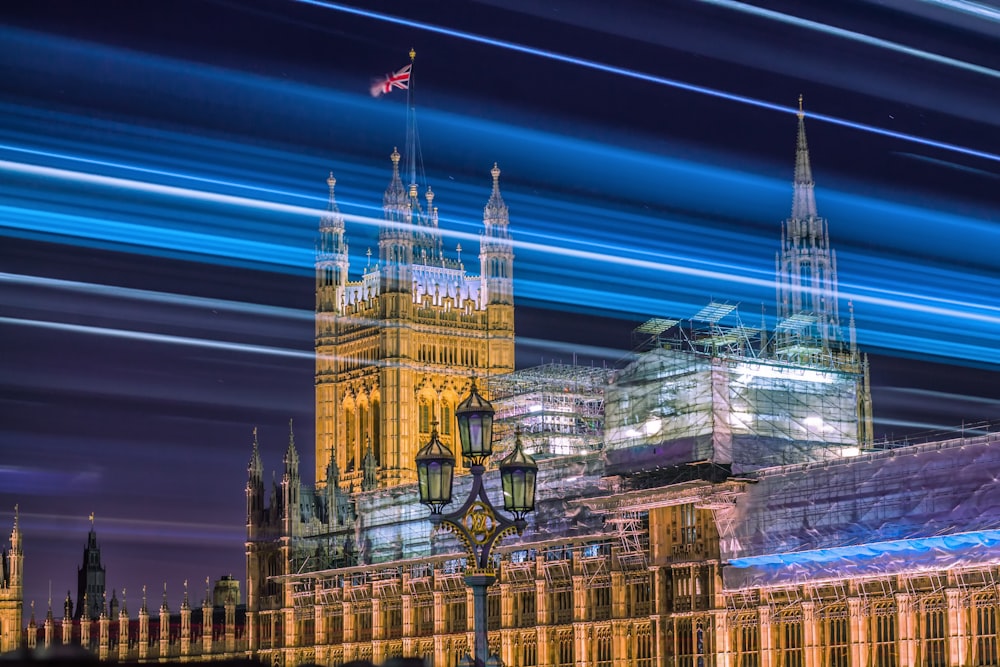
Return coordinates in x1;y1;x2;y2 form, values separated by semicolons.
240;112;1000;667
17;525;248;662
314;152;515;491
0;511;23;654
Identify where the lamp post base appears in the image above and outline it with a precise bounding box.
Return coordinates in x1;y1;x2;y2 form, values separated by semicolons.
465;573;497;667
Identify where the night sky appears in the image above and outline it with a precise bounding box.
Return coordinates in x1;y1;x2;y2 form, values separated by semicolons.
2;0;998;614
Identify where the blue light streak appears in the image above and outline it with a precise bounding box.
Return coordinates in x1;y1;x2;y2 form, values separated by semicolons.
728;529;1000;569
294;0;1000;164
0;315;314;360
701;0;1000;82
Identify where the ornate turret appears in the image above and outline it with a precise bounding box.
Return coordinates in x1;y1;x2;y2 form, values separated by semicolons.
379;147;416;296
480;163;514;307
281;420;301;538
246;428;264;539
316;172;350;316
75;514;106;621
776;97;842;358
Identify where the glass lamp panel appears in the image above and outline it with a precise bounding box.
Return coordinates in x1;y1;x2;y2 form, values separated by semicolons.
524;469;536;510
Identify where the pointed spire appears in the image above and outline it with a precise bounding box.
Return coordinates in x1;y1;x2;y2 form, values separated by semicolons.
483;162;508;226
326;172;339;213
791;96;817;221
383;147;408;214
284;419;299;470
161;582;169;612
248;426;263;479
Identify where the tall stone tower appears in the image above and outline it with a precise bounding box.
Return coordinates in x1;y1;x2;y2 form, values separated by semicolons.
775;99;873;447
314;153;515;490
0;508;23;653
776;97;843;360
75;517;106;620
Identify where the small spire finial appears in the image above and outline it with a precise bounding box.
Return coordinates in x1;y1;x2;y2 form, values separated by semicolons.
391;147;400;166
327;171;336;189
491;162;501;186
797;94;804;119
409;48;416;62
89;511;94;526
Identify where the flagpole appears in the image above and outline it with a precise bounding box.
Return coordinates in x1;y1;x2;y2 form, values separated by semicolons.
406;48;417;190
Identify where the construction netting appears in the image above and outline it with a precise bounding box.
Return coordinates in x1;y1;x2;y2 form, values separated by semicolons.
604;347;863;474
723;431;1000;589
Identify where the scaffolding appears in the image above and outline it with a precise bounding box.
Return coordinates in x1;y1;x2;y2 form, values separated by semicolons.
606;302;864;475
606;510;650;573
490;363;610;458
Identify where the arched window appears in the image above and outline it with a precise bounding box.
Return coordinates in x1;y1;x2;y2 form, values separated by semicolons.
419;400;432;434
441;401;453;436
371;398;381;465
345;408;356;471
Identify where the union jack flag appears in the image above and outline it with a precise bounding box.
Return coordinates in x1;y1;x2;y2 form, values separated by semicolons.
370;64;412;97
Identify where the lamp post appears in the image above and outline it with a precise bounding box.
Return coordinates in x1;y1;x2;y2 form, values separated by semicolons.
415;379;538;667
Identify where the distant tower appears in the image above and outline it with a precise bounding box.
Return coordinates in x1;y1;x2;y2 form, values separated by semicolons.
776;96;842;358
314;154;516;491
75;514;106;620
0;507;24;653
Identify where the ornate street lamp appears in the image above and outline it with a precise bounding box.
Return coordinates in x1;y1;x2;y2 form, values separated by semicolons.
455;378;495;466
416;379;538;667
415;423;455;516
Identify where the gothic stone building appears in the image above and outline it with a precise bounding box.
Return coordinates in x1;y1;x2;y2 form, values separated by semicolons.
243;112;1000;667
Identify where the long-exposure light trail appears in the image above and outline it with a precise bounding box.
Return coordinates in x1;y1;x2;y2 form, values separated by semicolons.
3;148;996;354
701;0;1000;81
294;0;1000;164
0;272;312;321
0;316;313;360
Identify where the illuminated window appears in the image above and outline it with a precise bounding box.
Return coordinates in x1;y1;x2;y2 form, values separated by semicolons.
515;590;536;628
775;611;803;667
521;636;537;667
592;585;611;621
371;399;381;465
676;618;695;667
732;613;759;667
630;575;652;616
554;590;573;625
821;606;849;667
921;598;947;667
973;594;998;666
448;599;466;633
355;605;372;642
635;624;654;667
441;402;453;435
872;601;897;667
556;630;573;667
595;629;612;667
680;503;698;544
345;408;356;471
419;401;432;433
487;591;501;631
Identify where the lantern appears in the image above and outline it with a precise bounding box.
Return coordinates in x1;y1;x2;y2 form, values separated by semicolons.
415;426;455;514
499;430;537;521
455;378;495;465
